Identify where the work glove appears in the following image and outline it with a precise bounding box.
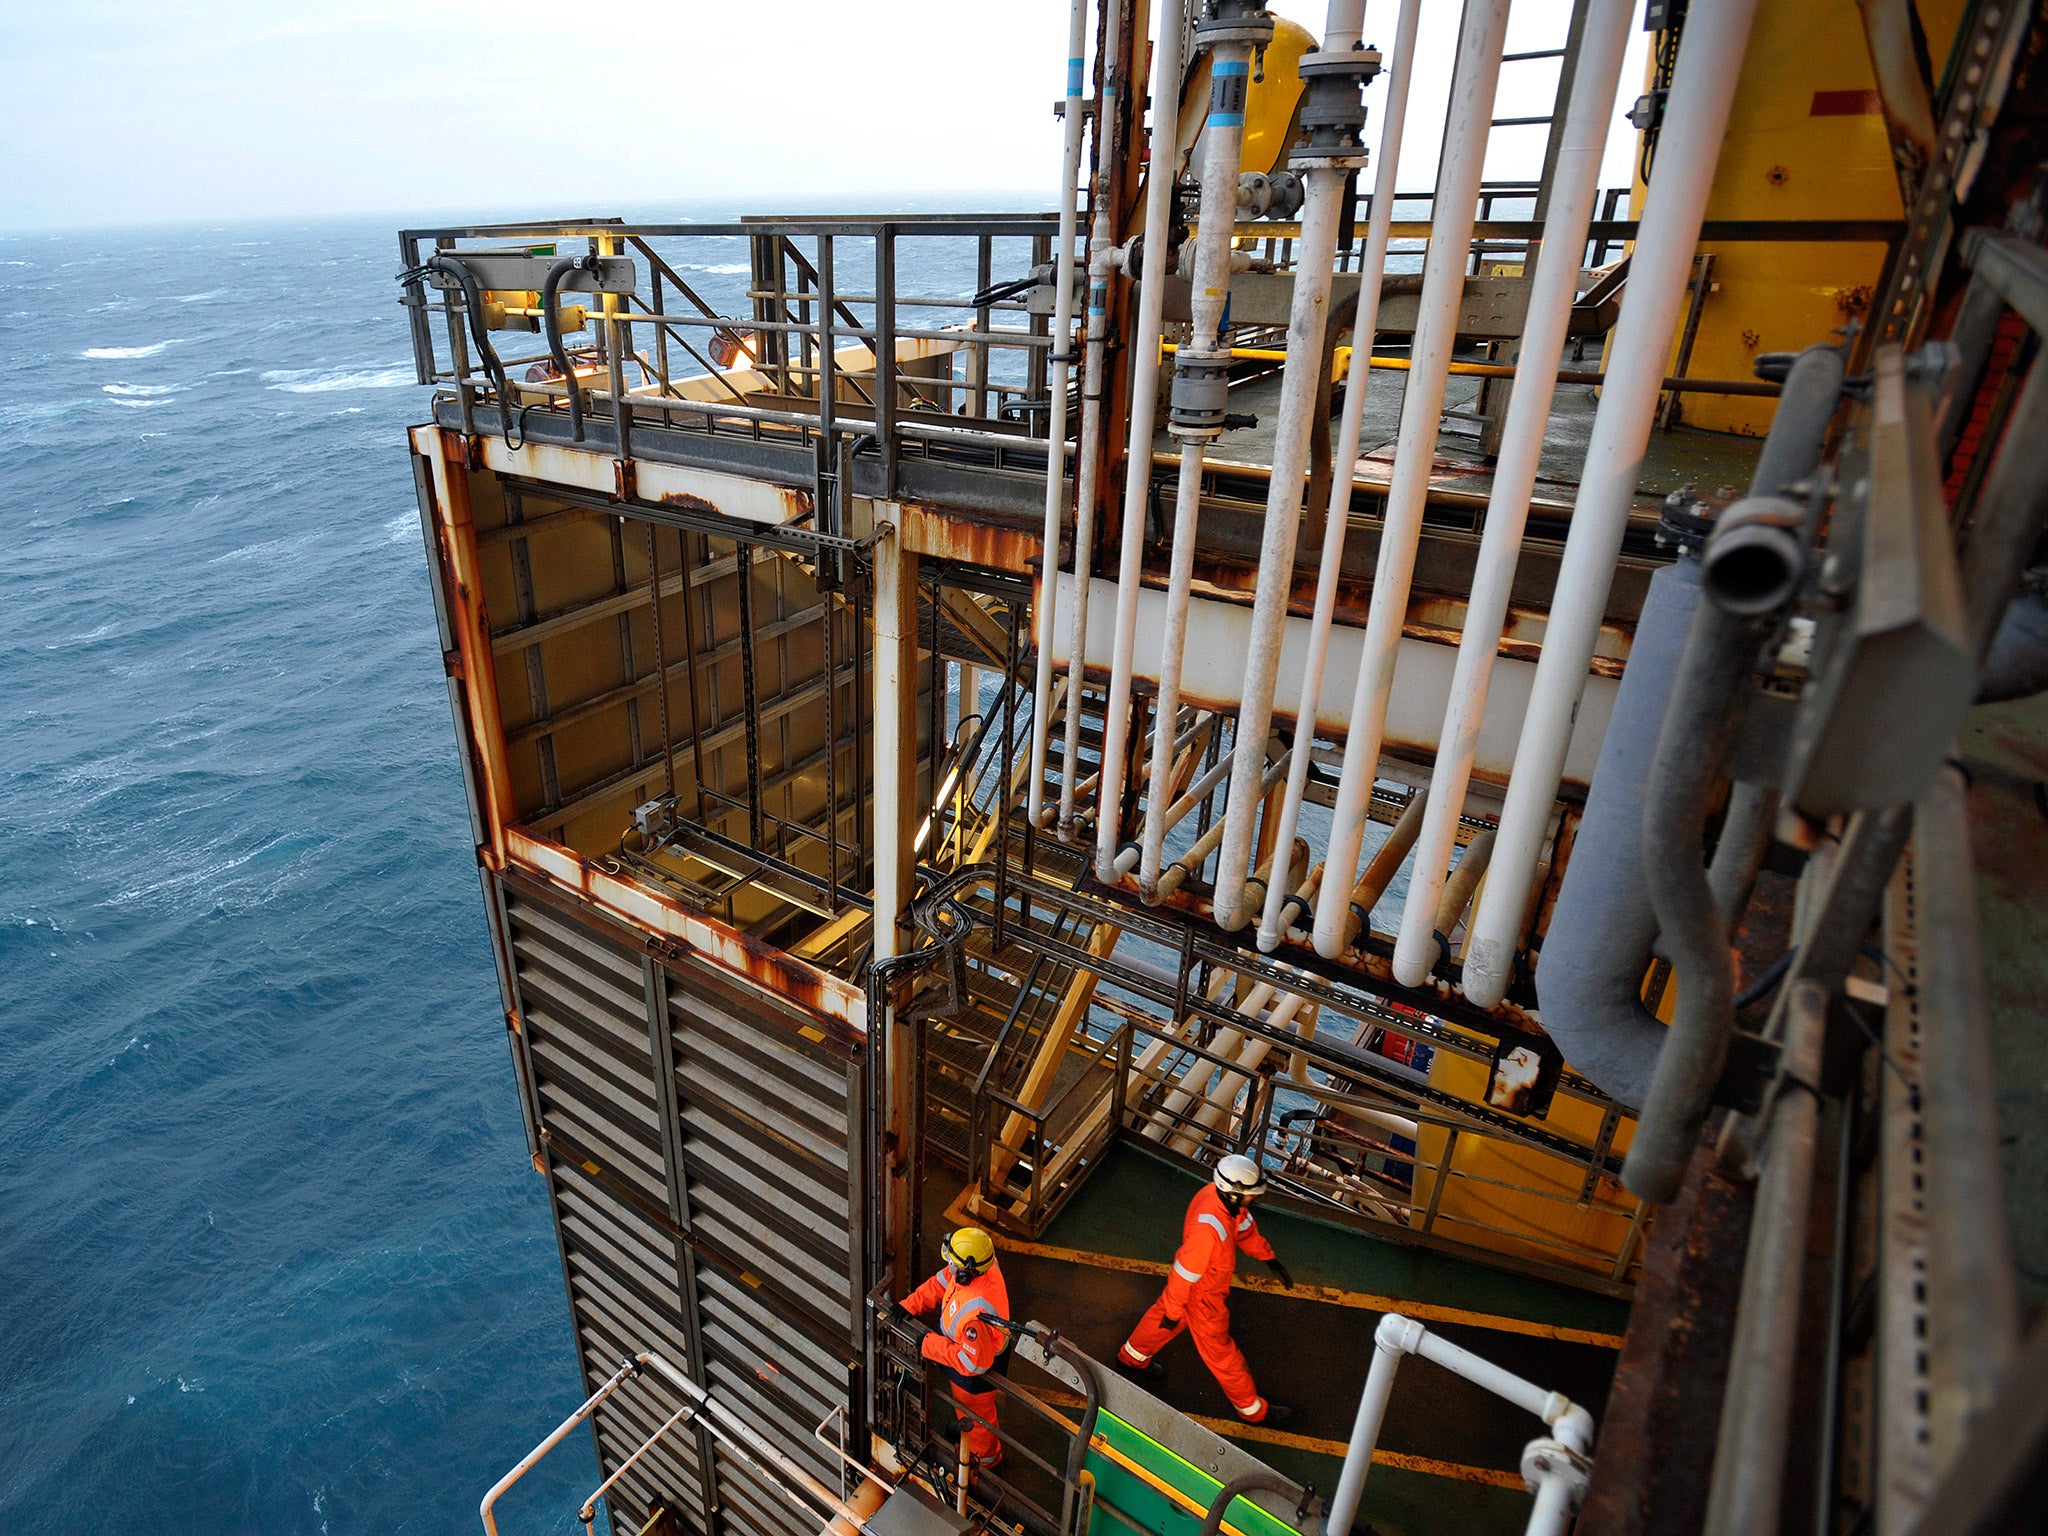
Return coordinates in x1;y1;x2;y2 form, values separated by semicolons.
887;1301;912;1326
1264;1258;1294;1289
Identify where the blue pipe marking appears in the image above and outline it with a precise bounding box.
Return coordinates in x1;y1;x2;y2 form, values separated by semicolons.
1068;58;1084;95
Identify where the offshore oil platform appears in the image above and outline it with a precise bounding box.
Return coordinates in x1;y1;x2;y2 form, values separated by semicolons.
397;0;2046;1533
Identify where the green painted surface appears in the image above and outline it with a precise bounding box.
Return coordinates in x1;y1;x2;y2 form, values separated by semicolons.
1080;1413;1532;1536
1082;1412;1296;1536
1041;1141;1631;1337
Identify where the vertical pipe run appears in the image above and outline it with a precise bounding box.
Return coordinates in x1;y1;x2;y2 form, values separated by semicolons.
1061;0;1126;837
1096;0;1191;882
1256;0;1425;951
1138;0;1271;898
1389;0;1634;984
1029;0;1093;832
1702;981;1829;1536
1310;0;1512;959
1462;0;1764;1006
1211;0;1373;929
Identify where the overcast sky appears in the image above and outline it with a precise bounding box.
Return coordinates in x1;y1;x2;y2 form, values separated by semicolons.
0;1;1647;232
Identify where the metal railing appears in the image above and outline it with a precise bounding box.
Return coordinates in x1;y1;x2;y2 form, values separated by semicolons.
917;862;1640;1286
399;214;1065;526
969;1017;1132;1235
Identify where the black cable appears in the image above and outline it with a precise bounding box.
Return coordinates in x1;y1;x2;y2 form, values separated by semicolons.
426;254;517;448
542;254;601;442
1736;948;1795;1008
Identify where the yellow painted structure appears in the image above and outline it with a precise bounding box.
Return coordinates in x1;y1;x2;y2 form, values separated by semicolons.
1172;16;1317;182
1411;1037;1641;1279
1653;0;1967;434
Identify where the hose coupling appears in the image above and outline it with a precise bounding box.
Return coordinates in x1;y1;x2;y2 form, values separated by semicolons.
1701;494;1808;617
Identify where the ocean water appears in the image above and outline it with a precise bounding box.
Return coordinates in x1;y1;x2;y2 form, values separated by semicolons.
0;202;1418;1534
0;212;745;1535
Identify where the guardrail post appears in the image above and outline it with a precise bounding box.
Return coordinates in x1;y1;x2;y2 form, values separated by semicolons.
876;224;899;498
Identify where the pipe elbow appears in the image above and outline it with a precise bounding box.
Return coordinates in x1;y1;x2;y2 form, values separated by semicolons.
1549;1401;1595;1456
1374;1312;1426;1354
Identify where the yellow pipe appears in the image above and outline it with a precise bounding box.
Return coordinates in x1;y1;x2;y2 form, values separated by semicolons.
1158;342;1778;393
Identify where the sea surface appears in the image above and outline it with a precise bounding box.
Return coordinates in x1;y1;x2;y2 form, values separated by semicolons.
0;205;974;1536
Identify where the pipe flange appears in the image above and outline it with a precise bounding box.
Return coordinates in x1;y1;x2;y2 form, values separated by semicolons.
1195;0;1274;49
1519;1437;1591;1504
1294;46;1383;83
1655;486;1715;553
1169;348;1234;434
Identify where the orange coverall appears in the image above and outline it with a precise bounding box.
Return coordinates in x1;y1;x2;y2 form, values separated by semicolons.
1117;1185;1276;1421
904;1259;1011;1466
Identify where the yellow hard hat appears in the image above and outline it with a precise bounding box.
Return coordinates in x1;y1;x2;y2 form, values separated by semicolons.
942;1227;996;1278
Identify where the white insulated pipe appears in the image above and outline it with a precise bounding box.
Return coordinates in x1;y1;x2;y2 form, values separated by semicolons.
1209;0;1367;928
1139;24;1260;899
1255;0;1425;953
1390;0;1635;987
1310;0;1511;959
1460;0;1763;1007
1028;0;1093;834
1097;0;1190;881
1325;1314;1595;1536
1060;0;1126;837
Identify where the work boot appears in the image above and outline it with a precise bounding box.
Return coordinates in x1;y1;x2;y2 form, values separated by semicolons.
1247;1402;1295;1430
1114;1354;1167;1385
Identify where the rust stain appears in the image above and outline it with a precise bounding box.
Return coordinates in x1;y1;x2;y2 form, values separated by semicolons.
423;426;514;869
898;502;1040;570
505;826;866;1033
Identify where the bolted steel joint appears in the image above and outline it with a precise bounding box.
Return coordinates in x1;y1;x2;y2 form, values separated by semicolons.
1701;494;1808;617
1194;0;1274;51
1519;1438;1592;1506
1169;349;1233;437
1290;45;1379;169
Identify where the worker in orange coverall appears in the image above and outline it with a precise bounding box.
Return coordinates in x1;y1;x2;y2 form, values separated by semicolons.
1116;1154;1295;1426
895;1226;1012;1469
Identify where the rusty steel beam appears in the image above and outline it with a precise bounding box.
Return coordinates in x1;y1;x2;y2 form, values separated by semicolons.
1578;1129;1755;1536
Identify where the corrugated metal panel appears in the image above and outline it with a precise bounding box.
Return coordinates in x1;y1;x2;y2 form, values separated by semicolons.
499;874;864;1536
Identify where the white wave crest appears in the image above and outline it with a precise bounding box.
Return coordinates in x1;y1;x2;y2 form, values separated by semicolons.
102;382;182;397
260;364;413;394
685;262;751;275
82;341;181;359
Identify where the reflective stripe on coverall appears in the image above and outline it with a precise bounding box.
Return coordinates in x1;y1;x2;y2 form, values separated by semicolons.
1117;1185;1276;1420
905;1259;1011;1465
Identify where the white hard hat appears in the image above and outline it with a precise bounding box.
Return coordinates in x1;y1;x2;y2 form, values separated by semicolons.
1214;1154;1267;1200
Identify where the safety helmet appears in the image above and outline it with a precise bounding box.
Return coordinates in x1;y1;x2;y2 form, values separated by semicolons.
942;1226;997;1279
1214;1154;1267;1203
